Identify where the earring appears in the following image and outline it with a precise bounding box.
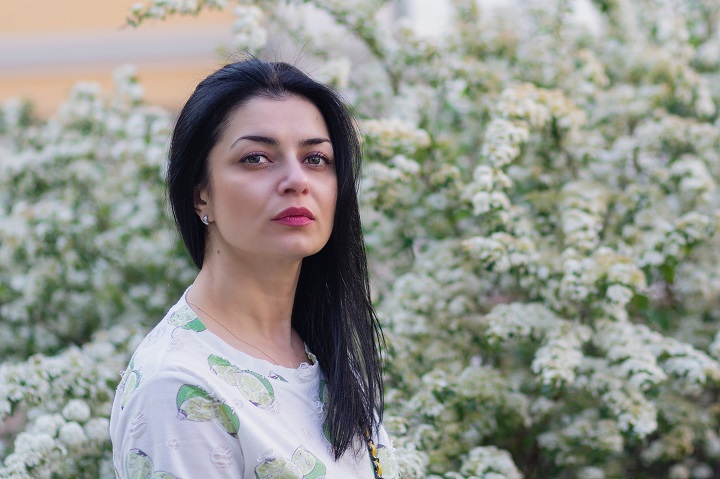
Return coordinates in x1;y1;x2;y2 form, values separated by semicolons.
201;215;209;225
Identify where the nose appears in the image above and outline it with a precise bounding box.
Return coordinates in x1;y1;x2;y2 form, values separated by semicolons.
277;159;309;195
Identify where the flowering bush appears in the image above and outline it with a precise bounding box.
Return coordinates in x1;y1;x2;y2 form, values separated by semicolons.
2;0;720;477
0;66;194;360
0;67;193;476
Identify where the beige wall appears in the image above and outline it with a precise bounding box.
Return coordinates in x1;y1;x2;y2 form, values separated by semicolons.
0;0;235;116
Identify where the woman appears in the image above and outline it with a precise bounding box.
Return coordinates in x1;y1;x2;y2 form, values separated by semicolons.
110;60;397;479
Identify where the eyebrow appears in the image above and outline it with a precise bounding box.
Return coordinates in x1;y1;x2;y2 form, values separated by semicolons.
230;135;331;150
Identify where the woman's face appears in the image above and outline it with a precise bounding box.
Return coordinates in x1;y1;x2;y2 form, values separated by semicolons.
198;95;337;264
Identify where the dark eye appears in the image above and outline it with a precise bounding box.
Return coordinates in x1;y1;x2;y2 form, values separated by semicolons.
306;154;331;166
241;154;269;165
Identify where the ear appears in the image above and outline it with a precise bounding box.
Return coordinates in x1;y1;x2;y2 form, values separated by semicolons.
194;186;209;217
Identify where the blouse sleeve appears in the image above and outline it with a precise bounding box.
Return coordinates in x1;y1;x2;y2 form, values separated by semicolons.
111;371;244;478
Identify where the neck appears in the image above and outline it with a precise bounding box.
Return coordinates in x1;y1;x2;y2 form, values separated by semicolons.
188;248;302;353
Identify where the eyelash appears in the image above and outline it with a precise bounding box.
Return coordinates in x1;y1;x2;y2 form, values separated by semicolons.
239;152;333;166
305;153;333;166
239;153;270;164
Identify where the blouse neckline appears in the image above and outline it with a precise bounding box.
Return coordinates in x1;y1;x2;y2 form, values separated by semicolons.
179;288;318;373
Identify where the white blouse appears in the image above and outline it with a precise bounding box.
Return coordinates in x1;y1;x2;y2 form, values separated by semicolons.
109;293;399;479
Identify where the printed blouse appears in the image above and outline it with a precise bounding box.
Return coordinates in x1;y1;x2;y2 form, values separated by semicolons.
109;293;399;479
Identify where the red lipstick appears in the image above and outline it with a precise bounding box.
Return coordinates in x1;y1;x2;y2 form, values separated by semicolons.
271;207;315;226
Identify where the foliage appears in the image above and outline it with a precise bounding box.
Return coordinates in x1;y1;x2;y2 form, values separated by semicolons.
2;0;720;477
0;67;193;360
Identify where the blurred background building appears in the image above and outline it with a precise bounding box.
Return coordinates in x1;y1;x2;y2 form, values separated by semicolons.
0;0;449;117
0;0;235;116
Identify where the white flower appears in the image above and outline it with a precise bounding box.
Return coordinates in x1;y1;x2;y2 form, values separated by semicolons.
361;119;430;159
11;431;59;467
83;417;111;443
606;284;633;306
603;388;657;437
472;165;495;190
394;446;428;479
532;322;591;387
483;302;560;344
62;399;91;423
231;6;267;53
578;467;605;479
669;464;690;479
316;57;352;89
58;421;87;449
29;414;66;437
459;446;522;479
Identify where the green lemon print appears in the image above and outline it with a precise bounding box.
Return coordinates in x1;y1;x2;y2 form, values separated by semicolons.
318;379;331;443
236;371;275;410
126;449;178;479
269;371;288;382
120;357;141;409
208;355;240;386
377;445;399;479
208;355;277;412
168;307;206;332
291;446;326;479
176;384;239;436
177;394;214;421
213;403;240;436
126;449;152;479
254;456;303;479
176;384;214;417
318;380;328;410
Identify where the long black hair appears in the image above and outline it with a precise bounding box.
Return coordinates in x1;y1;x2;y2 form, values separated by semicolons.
167;59;384;459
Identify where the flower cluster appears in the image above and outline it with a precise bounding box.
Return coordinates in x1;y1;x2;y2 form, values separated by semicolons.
126;0;226;26
361;119;430;160
537;410;624;467
231;5;267;53
0;324;143;477
441;446;523;479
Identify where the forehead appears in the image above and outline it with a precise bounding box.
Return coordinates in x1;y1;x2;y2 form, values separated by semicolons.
219;95;331;144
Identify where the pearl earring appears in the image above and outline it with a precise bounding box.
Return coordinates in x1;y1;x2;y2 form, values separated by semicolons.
201;215;209;225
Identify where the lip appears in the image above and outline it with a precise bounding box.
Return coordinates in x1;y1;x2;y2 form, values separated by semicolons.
271;207;315;226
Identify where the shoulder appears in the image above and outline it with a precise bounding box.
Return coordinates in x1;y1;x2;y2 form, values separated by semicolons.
133;302;210;371
113;298;222;411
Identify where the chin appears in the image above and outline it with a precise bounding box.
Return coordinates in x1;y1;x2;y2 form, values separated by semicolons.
274;241;328;260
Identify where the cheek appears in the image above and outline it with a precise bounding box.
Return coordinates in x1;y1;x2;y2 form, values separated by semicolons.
318;179;338;233
210;181;253;219
328;181;338;216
